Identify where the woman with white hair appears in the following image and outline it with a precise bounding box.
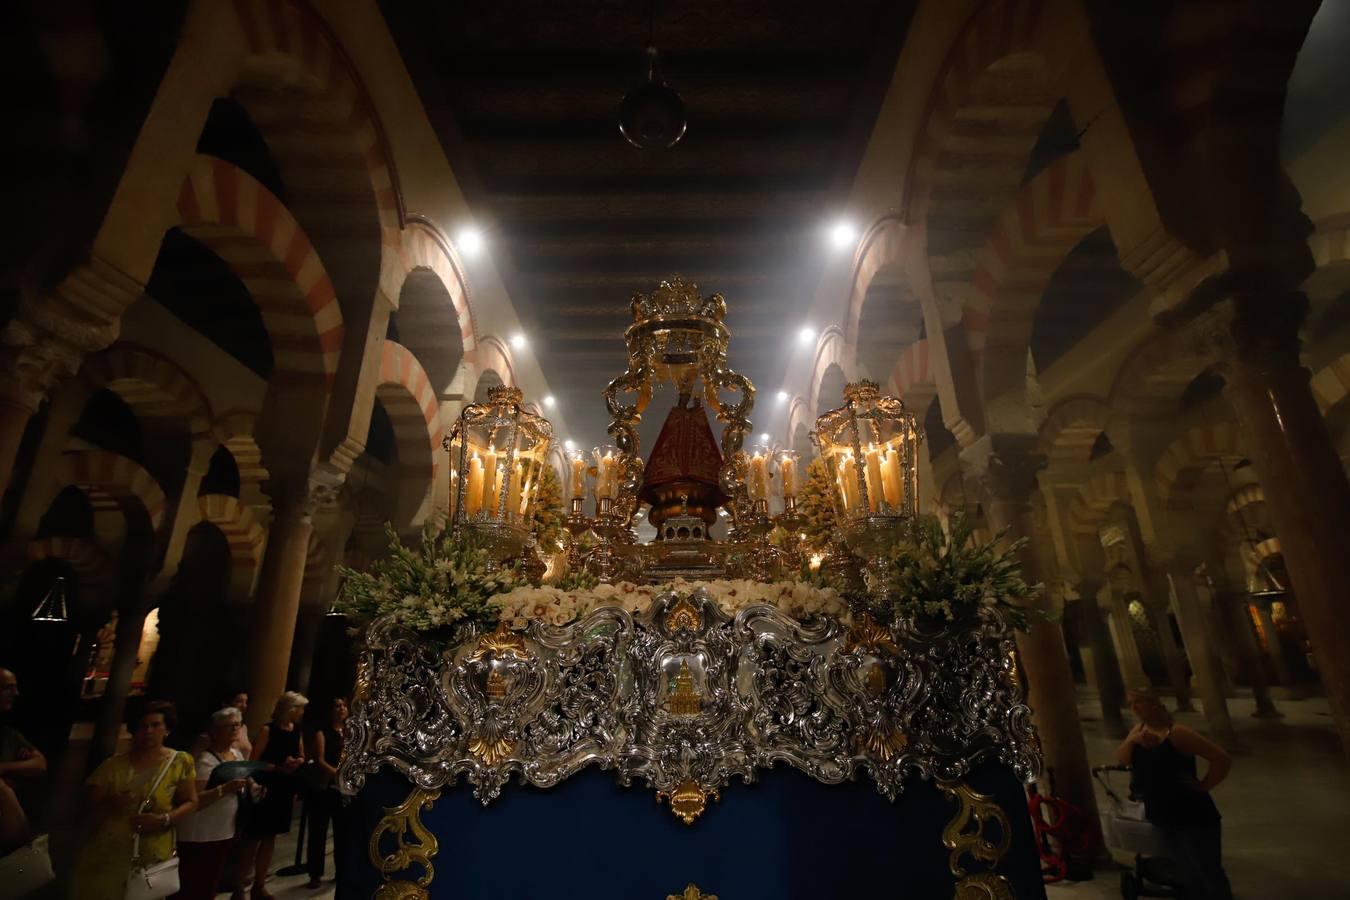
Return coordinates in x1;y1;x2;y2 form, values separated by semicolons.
177;706;251;899
235;692;306;899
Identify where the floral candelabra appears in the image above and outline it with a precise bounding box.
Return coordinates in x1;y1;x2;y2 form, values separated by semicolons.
444;385;554;569
812;380;923;604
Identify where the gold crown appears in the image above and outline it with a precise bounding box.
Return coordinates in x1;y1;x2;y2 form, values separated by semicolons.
629;276;726;326
843;380;882;403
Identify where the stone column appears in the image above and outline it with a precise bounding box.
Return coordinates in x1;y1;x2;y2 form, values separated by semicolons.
90;582;151;763
1253;600;1297;691
1206;564;1281;718
1117;522;1195;710
1214;296;1350;754
961;436;1101;836
1076;580;1126;738
1105;586;1149;689
1167;567;1237;746
243;485;320;735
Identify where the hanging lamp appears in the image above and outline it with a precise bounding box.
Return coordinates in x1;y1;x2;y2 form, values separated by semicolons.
32;575;70;623
619;2;685;150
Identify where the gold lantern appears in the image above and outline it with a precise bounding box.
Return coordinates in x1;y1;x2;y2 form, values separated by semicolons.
445;385;553;563
812;380;922;587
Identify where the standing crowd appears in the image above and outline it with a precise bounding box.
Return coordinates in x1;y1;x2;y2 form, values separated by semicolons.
0;669;353;899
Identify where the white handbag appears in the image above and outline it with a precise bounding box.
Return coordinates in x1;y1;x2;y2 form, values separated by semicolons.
123;754;182;900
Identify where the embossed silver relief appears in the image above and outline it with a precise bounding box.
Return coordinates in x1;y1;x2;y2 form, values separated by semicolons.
339;589;1041;819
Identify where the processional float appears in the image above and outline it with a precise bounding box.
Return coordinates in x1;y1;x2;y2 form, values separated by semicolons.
337;278;1047;899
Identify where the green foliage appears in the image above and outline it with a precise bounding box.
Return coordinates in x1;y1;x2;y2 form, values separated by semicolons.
531;463;566;554
881;514;1042;630
334;523;523;632
797;456;838;552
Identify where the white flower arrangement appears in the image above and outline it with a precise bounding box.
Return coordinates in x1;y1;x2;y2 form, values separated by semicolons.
490;578;847;631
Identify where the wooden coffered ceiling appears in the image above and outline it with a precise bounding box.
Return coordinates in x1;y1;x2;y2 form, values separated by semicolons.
382;0;916;444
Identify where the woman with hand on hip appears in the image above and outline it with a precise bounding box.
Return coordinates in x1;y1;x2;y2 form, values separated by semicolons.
176;706;251;899
235;692;306;900
1116;687;1234;900
72;700;198;900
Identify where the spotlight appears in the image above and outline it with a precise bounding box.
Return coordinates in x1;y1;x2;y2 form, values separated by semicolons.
776;390;789;404
510;333;527;350
563;439;576;451
543;395;556;408
827;220;857;250
798;326;816;346
456;227;484;257
758;433;770;444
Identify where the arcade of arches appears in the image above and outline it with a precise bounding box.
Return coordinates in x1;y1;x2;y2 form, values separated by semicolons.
5;0;1350;893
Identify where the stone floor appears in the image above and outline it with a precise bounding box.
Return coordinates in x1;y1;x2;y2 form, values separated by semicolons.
222;692;1347;899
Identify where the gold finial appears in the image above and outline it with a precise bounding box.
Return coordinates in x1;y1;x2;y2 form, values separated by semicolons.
667;885;718;900
657;779;719;825
665;596;702;633
843;380;882;403
629;276;726;325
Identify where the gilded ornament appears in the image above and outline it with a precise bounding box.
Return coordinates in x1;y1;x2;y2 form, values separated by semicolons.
468;733;515;766
658;779;718;825
369;787;440;894
667;660;702;716
665;595;702;632
940;782;1012;879
861;719;908;761
468;621;531;663
844;613;898;655
667;885;718;900
953;872;1014;899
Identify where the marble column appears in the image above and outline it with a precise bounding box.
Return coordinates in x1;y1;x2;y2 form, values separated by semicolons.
1118;524;1195;710
1217;295;1350;755
1167;567;1237;746
1105;586;1149;689
1077;581;1127;738
89;586;150;763
961;437;1100;839
244;486;319;735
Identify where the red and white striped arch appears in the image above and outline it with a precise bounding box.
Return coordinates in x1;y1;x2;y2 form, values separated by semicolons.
177;155;344;387
1068;468;1130;532
197;494;266;572
56;450;167;533
1154;421;1243;507
887;338;934;402
395;222;476;354
230;0;401;231
26;536;113;585
1039;395;1113;467
806;327;853;421
376;341;441;504
468;336;517;396
843;216;905;349
966;152;1105;398
211;410;268;486
81;344;213;437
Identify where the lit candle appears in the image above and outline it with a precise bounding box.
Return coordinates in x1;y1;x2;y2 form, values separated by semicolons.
506;462;524;521
597;451;616;500
449;468;459;519
780;455;797;499
864;445;884;513
465;453;484;516
838;453;860;512
481;449;498;514
749;451;769;501
881;447;903;509
518;476;532;518
570;456;586;499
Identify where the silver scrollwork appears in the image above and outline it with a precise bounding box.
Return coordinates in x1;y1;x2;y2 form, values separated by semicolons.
339;590;1041;820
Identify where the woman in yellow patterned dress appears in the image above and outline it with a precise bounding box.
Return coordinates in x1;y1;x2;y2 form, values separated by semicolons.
72;700;198;900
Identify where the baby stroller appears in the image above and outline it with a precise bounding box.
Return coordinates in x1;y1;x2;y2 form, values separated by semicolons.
1092;764;1184;898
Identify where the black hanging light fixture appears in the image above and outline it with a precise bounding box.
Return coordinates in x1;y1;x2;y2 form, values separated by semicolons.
32;575;70;623
619;2;686;150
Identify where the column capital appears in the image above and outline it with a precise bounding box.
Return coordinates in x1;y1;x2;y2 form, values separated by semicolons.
959;434;1045;505
0;259;139;410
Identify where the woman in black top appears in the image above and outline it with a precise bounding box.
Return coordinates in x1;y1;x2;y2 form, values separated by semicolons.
235;691;306;900
305;696;349;889
1116;688;1233;900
